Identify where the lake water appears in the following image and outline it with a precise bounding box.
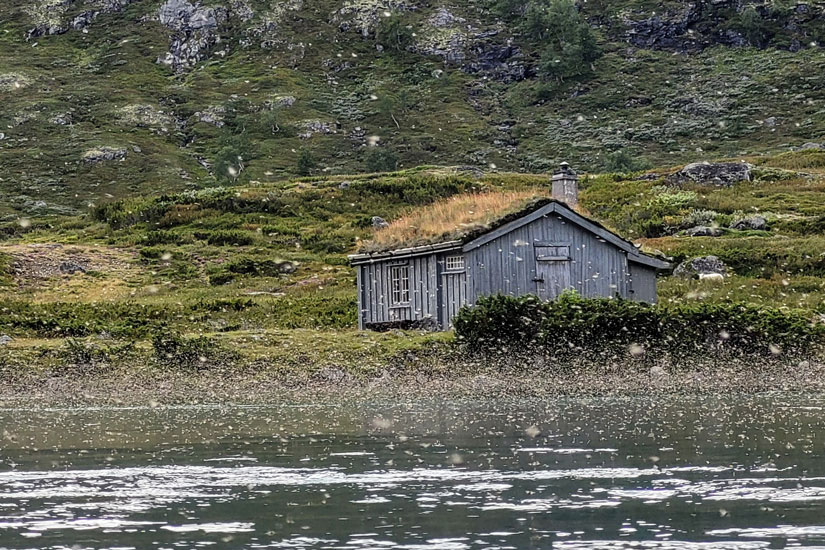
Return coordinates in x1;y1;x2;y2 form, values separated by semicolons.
2;395;825;549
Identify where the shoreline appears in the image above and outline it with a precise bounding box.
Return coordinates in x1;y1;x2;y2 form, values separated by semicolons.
3;356;824;407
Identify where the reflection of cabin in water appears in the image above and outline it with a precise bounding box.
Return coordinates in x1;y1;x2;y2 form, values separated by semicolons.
349;164;671;331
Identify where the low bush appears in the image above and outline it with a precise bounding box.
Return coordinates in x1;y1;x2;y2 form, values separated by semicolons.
454;294;823;360
152;332;237;370
195;230;255;246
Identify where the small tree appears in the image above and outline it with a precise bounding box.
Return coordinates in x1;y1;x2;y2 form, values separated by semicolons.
365;148;399;172
376;13;414;52
736;6;770;47
213;131;250;183
296;149;316;176
523;0;602;81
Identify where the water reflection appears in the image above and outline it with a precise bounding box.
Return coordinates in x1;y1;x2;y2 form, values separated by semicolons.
1;396;825;549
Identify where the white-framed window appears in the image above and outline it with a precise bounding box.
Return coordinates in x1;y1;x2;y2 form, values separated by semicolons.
445;255;465;271
390;265;410;305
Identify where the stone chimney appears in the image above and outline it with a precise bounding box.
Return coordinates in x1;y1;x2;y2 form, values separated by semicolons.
551;162;578;206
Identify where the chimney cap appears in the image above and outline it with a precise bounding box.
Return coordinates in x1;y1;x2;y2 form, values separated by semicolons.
554;161;576;176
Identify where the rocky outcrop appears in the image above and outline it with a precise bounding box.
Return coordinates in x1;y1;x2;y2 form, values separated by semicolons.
157;0;227;72
0;73;30;91
118;104;177;133
674;256;728;279
82;147;127;164
333;0;414;37
194;105;227;127
730;214;768;231
26;0;136;39
298;120;337;139
667;161;752;187
624;1;825;53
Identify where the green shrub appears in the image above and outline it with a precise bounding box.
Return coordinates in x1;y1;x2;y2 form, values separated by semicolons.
226;257;295;277
365;149;399;172
152;332;237;370
195;230;255;246
297;149;316;176
142;230;184;246
454;294;822;359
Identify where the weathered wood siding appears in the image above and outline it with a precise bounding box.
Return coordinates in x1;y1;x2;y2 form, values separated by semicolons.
438;253;467;329
358;254;439;326
465;212;630;305
628;262;658;303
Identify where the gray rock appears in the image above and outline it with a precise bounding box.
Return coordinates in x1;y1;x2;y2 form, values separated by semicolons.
277;261;297;274
674;256;727;279
730;215;768;231
683;225;723;237
82;147;127;164
666;161;752;187
0;335;13;346
59;261;87;275
800;142;824;150
157;0;226;72
298;120;336;139
338;181;351;190
51;113;72;125
268;95;296;108
429;7;464;28
371;216;389;229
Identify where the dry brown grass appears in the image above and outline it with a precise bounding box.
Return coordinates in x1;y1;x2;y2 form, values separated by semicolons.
364;190;545;251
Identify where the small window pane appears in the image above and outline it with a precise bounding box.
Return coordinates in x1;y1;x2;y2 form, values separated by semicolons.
390;266;410;304
535;245;570;261
445;255;465;271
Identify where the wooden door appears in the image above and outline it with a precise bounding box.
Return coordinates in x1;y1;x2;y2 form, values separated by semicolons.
441;271;467;329
534;243;572;301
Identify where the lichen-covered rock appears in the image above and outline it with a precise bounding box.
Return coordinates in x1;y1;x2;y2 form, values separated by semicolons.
51;112;73;125
0;73;31;91
298;120;336;139
267;95;297;108
674;256;727;279
118;104;176;133
82;146;127;163
413;26;468;63
730;215;768;231
332;0;413;37
667;161;752;187
683;225;722;237
372;216;389;229
194;105;227;127
157;0;227;72
25;0;136;38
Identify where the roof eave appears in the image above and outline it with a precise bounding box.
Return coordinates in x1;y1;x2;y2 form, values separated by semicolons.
349;240;463;265
628;253;671;270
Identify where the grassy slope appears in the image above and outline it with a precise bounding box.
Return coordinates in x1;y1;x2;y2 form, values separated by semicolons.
0;151;824;374
2;0;825;219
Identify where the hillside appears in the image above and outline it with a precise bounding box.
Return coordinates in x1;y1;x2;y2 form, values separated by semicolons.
2;0;825;219
0;150;823;382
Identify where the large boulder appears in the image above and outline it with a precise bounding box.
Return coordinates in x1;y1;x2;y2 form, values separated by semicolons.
674;256;728;279
730;215;768;231
666;161;752;187
371;216;389;229
157;0;226;72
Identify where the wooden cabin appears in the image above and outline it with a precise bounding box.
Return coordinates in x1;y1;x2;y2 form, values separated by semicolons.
349;164;671;331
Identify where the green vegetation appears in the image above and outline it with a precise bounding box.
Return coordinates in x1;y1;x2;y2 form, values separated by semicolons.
0;150;822;375
2;0;825;220
454;293;823;361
